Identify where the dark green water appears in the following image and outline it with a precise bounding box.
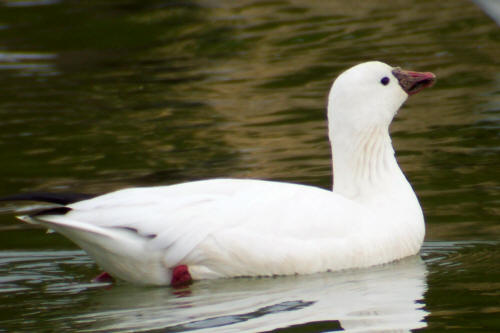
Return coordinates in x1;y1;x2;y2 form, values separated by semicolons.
0;0;498;331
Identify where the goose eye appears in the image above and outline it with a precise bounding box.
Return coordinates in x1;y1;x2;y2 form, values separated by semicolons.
380;77;390;85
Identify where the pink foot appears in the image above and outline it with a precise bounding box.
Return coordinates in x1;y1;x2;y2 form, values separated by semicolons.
92;271;114;283
171;265;192;287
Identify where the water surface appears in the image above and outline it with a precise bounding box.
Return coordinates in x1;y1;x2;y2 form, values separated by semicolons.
0;0;499;331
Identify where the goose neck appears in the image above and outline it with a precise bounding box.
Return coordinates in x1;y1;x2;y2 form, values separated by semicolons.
331;126;402;200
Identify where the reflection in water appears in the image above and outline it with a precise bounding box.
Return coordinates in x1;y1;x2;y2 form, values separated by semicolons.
0;250;427;332
72;256;427;332
3;242;499;332
0;51;57;75
2;243;498;331
0;0;498;331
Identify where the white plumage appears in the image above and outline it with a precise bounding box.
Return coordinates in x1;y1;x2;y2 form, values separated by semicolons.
15;61;435;285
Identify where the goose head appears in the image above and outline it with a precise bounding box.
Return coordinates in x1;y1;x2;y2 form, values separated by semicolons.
327;61;435;201
328;61;435;134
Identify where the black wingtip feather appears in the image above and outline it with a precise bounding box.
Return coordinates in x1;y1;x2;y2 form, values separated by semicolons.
33;207;72;217
0;192;94;205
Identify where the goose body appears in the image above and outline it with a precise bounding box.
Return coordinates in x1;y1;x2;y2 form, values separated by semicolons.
11;61;435;285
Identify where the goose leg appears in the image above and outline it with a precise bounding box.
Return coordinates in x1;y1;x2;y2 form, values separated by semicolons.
171;265;192;287
92;271;114;283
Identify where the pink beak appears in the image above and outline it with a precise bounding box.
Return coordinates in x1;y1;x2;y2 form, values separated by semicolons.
392;67;436;95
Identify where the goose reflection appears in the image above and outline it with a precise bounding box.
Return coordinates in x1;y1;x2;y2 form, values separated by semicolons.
75;256;428;332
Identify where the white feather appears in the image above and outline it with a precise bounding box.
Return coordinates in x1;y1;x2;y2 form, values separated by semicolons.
22;61;430;285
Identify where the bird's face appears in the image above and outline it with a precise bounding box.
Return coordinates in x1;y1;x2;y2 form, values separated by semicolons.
328;61;435;131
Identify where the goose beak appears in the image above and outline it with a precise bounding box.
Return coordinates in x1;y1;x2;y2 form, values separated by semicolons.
392;67;436;96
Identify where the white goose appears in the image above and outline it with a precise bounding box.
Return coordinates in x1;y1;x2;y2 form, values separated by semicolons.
6;61;435;286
